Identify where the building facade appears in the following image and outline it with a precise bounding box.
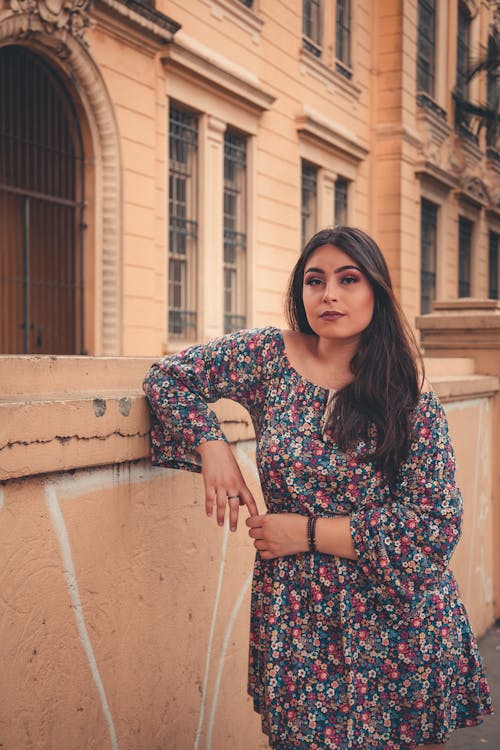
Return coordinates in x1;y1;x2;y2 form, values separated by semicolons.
0;0;499;356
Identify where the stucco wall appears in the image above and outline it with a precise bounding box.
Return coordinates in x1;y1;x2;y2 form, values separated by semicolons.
0;356;498;749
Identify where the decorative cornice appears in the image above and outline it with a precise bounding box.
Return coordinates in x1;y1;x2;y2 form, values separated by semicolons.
415;160;459;191
93;0;180;46
296;105;369;163
456;175;491;207
5;0;91;43
160;30;275;114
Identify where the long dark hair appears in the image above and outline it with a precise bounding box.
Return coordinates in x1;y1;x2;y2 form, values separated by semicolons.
286;226;424;484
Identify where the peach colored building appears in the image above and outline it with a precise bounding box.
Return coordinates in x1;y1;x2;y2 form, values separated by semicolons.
1;1;500;748
0;0;499;355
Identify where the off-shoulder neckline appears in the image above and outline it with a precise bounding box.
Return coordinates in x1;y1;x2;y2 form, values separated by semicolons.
266;326;437;403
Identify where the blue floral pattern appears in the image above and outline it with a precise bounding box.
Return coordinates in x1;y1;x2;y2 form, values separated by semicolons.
143;326;492;750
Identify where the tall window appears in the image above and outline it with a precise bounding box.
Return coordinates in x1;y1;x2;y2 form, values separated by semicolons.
301;162;318;249
489;231;499;300
334;178;349;225
168;106;198;338
486;34;499;150
223;130;247;334
458;216;473;297
417;0;436;97
303;0;322;57
336;0;351;77
0;46;85;354
456;2;471;100
420;199;438;313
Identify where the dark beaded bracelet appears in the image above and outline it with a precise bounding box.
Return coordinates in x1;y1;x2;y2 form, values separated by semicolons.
307;515;317;554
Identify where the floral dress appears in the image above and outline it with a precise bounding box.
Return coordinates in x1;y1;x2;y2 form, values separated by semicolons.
143;326;492;750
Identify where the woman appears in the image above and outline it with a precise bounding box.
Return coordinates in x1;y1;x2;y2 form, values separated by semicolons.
144;227;492;749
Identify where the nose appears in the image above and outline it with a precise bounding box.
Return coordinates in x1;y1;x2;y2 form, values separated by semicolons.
323;283;338;302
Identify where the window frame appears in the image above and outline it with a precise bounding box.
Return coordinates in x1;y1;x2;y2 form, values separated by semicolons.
489;231;499;300
334;177;349;226
223;128;248;334
168;104;199;340
420;198;438;313
301;160;318;249
458;215;473;298
456;1;471;101
417;0;436;98
335;0;352;79
302;0;323;58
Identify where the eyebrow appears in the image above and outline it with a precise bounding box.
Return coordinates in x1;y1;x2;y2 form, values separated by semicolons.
304;264;362;274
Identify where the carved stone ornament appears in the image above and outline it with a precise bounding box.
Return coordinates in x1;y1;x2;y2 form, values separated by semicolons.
462;175;491;204
8;0;91;42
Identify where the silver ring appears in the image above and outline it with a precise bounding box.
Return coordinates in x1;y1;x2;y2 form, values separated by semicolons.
227;494;240;500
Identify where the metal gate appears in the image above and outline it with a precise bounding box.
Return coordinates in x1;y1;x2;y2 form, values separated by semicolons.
0;45;85;354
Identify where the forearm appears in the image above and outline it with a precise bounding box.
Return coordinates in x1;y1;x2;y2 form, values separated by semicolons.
247;513;358;560
315;516;357;560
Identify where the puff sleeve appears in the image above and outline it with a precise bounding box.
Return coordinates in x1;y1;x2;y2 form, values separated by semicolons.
143;326;280;473
349;391;463;616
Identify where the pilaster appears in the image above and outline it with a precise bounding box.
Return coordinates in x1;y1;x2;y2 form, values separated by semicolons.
200;114;226;341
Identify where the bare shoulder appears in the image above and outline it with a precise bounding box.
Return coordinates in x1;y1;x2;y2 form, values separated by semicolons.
281;328;313;351
281;328;315;358
420;377;433;395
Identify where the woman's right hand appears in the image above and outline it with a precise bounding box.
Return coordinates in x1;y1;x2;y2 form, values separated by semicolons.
197;440;259;532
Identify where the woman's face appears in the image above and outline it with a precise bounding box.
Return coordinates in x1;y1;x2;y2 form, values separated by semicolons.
302;244;375;343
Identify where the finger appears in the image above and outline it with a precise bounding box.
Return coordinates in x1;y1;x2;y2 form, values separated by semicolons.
254;539;267;551
240;488;259;517
259;551;274;560
227;496;240;532
205;485;216;517
246;515;264;528
216;487;227;527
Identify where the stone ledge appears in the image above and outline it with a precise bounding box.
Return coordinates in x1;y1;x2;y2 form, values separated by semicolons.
430;374;499;403
1;357;497;481
0;393;253;481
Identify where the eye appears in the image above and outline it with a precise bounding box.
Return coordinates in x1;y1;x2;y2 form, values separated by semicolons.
340;274;360;285
304;276;323;286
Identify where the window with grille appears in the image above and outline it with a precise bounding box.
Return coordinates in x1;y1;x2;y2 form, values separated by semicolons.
168;105;198;338
335;0;351;78
303;0;322;57
334;178;349;226
420;199;438;313
301;162;318;249
0;46;85;355
417;0;436;97
224;130;247;334
489;231;499;300
456;2;471;100
458;216;473;297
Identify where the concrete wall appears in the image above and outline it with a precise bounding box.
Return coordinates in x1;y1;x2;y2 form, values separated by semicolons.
0;355;497;749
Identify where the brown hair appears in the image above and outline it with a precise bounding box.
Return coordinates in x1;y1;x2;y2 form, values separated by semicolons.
286;226;424;484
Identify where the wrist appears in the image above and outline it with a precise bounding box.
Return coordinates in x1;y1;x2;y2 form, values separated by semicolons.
196;438;228;459
307;515;317;554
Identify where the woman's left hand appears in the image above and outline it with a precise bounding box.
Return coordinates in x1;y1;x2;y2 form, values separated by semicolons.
246;513;309;560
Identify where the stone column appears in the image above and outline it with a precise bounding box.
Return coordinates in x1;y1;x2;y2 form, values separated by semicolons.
200;114;226;342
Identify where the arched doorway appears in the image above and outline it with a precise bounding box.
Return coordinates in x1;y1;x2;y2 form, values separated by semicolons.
0;45;86;354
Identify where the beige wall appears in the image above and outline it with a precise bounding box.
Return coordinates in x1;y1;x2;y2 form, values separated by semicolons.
0;355;497;749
